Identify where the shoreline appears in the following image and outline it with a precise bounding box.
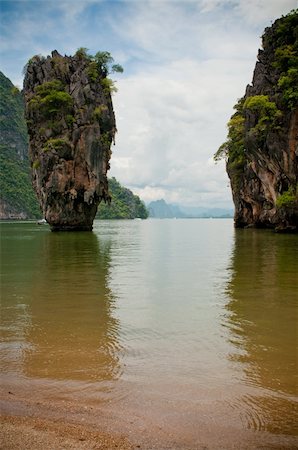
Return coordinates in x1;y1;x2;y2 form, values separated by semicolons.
0;386;136;450
1;388;298;450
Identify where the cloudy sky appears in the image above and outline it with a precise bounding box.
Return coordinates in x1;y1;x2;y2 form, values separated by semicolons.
1;0;297;207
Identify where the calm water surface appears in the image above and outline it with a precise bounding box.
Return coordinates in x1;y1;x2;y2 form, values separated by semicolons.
1;219;297;447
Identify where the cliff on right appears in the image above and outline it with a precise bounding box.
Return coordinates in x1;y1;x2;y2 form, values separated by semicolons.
216;11;298;232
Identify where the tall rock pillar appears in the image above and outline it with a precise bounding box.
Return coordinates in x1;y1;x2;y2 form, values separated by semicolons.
23;50;116;231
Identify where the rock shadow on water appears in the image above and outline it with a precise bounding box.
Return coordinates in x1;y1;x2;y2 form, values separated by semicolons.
223;228;298;436
1;225;123;398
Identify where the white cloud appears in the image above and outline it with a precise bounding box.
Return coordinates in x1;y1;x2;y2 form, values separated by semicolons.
111;55;252;206
1;0;296;207
107;0;297;207
199;0;226;13
235;0;298;25
199;0;297;22
56;0;98;20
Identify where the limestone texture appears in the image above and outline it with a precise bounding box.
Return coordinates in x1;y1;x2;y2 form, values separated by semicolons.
23;50;116;231
225;12;298;232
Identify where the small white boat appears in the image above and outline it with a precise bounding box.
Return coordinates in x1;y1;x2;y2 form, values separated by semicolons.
37;218;47;225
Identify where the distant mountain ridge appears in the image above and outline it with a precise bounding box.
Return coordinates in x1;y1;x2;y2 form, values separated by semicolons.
179;205;234;218
148;199;233;218
147;199;184;218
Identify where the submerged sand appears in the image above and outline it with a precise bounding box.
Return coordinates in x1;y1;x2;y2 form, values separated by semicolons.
1;387;297;450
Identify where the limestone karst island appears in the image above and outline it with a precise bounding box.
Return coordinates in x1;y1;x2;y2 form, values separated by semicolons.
23;49;121;231
216;12;298;232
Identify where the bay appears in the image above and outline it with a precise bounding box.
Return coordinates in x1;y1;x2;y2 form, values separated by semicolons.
0;219;297;448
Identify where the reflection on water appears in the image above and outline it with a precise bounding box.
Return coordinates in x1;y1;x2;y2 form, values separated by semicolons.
225;229;298;434
0;223;122;387
1;220;298;446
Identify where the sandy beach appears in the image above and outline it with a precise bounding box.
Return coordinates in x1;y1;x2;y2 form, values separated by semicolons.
0;387;136;450
0;384;183;450
0;415;133;450
2;385;298;450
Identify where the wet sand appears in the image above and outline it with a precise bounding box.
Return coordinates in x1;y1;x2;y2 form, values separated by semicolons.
1;386;298;450
0;388;166;450
0;415;132;450
0;388;135;450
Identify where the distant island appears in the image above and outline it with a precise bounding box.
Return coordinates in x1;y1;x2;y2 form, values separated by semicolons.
97;177;148;219
148;199;233;219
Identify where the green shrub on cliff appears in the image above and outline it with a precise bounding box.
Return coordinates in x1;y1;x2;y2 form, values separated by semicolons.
75;47;90;59
276;186;297;209
278;68;298;109
214;99;245;163
243;95;281;122
43;138;70;152
75;48;124;75
94;51;124;76
99;132;112;149
86;61;99;82
35;80;64;96
29;80;73;118
270;10;298;109
243;95;282;138
41;90;73;116
215;95;282;163
77;48;123;94
92;105;108;121
100;77;118;95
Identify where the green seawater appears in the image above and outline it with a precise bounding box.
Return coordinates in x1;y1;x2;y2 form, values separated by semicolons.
0;219;297;446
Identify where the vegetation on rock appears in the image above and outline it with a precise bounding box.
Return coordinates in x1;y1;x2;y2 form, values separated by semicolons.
243;95;282;134
276;186;297;209
215;10;298;231
75;48;123;94
215;94;282;163
29;80;73;119
214;98;245;164
97;177;148;219
0;71;40;218
271;10;298;109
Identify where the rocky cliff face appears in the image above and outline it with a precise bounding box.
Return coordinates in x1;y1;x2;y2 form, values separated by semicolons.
219;12;298;232
23;50;117;231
